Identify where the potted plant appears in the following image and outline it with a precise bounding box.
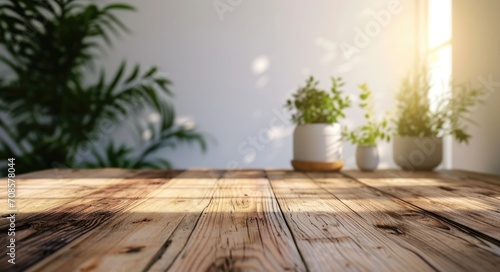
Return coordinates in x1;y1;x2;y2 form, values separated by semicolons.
393;69;485;171
344;84;391;171
285;76;351;171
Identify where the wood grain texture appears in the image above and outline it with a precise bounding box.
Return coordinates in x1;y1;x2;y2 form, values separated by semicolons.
1;168;500;272
0;169;142;228
441;169;500;187
308;171;500;272
344;170;500;242
266;170;436;272
28;170;222;272
0;170;182;272
166;170;306;272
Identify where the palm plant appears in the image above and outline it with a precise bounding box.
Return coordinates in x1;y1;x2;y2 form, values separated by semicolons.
0;0;206;174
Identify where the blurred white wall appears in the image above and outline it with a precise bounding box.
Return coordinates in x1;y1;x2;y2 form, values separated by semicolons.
452;0;500;175
95;0;418;169
3;0;498;173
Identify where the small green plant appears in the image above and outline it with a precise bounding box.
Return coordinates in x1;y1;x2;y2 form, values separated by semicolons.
394;68;485;143
285;76;351;125
343;84;391;146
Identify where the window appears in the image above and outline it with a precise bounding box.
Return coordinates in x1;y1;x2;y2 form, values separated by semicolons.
420;0;453;168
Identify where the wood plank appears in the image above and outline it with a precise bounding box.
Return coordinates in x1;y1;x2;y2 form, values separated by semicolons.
0;170;182;272
344;170;500;242
0;169;132;202
27;169;222;272
351;170;500;208
370;169;500;196
0;169;138;193
5;168;500;271
0;169;141;210
0;169;144;228
266;170;438;272
308;171;500;271
1;168;73;183
165;170;306;272
440;169;500;186
0;168;142;195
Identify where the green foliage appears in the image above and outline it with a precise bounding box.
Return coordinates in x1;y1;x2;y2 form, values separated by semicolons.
0;0;206;174
343;83;392;146
394;68;485;144
285;76;351;125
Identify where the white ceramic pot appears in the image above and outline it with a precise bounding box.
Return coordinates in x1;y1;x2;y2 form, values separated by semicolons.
356;145;379;172
293;123;343;162
393;136;443;171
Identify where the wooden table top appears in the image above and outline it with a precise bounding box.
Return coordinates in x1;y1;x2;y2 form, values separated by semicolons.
1;169;500;272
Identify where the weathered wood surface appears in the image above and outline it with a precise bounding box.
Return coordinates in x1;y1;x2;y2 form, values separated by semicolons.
306;171;500;271
344;170;500;242
28;170;220;272
1;169;183;271
165;170;305;272
267;170;435;272
1;169;499;272
0;169;143;229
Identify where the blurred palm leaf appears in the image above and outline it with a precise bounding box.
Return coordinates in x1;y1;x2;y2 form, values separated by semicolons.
0;0;207;174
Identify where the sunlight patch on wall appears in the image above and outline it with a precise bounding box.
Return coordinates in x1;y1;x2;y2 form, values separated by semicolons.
142;129;152;141
251;55;270;75
148;112;161;123
176;116;196;130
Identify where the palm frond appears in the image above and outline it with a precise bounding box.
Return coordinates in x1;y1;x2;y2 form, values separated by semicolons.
0;0;207;174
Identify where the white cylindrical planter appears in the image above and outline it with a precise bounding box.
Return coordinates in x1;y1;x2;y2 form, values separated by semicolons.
393;136;443;171
292;124;343;171
356;145;379;172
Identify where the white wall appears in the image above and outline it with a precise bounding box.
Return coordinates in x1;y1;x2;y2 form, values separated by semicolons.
452;0;500;175
95;0;418;169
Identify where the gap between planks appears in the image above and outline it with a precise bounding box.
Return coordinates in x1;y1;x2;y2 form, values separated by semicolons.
0;169;147;229
266;170;500;272
5;169;500;272
343;170;500;244
26;170;217;272
153;170;307;272
0;170;183;272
